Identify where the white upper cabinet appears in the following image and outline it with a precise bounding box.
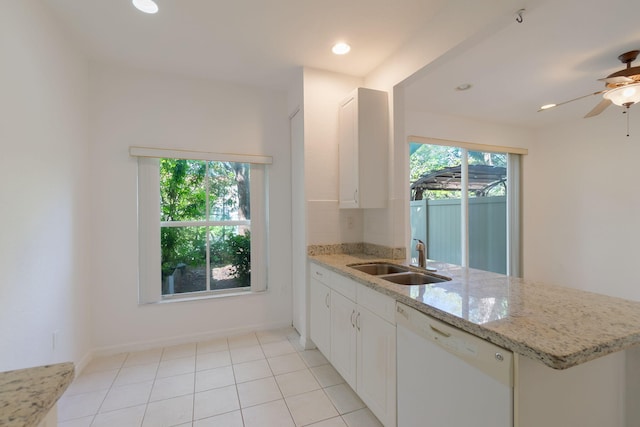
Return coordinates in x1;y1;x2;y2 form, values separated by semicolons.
338;88;388;209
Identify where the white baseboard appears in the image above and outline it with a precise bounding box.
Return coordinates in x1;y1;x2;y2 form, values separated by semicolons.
74;350;94;377
87;320;293;362
296;333;316;351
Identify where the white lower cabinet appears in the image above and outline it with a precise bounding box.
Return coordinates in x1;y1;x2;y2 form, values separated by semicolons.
309;262;396;427
330;290;358;388
310;277;331;357
357;305;396;427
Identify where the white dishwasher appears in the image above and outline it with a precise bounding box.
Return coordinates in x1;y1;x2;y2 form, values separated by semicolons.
396;302;513;427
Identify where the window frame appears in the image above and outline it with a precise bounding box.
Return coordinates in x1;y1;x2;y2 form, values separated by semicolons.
407;136;526;277
131;147;271;304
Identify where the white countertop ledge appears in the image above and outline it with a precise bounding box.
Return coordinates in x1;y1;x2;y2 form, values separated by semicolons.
309;253;640;370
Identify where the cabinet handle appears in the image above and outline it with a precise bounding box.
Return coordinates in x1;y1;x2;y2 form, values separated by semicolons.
315;271;323;277
353;188;358;202
356;312;361;331
350;310;356;327
325;293;330;308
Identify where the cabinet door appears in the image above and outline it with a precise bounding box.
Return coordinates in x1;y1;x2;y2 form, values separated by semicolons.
338;88;388;209
338;94;359;208
310;278;331;358
330;291;357;388
357;306;397;427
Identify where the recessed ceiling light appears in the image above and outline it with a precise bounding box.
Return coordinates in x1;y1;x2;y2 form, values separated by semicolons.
455;83;472;91
332;42;351;55
132;0;158;14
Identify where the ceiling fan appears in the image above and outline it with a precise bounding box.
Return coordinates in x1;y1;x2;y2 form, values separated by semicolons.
539;50;640;118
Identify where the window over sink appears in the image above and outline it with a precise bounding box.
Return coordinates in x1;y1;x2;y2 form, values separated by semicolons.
409;137;525;276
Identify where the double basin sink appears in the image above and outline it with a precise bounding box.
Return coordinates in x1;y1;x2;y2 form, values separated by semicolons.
348;263;451;285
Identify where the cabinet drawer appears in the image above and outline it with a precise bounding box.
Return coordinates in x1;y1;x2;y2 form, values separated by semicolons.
331;273;357;301
357;284;396;325
310;263;335;285
310;263;356;301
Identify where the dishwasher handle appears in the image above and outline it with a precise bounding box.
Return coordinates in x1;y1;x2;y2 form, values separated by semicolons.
430;325;451;338
395;302;514;388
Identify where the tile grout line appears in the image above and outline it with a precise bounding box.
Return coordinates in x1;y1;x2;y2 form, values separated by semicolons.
230;335;245;427
263;341;294;426
62;329;376;427
282;343;342;427
139;347;163;427
191;342;198;426
90;352;128;426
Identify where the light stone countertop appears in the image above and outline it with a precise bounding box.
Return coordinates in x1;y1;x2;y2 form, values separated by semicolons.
310;253;640;370
0;362;74;427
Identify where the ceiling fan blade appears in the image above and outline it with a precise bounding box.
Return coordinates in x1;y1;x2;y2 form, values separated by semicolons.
598;76;634;84
605;65;640;79
538;91;605;112
584;98;612;118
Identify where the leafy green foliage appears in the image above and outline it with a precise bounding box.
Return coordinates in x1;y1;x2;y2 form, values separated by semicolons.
161;227;207;278
160;159;207;279
159;158;252;291
160;159;206;221
410;144;462;182
225;232;251;285
410;144;507;199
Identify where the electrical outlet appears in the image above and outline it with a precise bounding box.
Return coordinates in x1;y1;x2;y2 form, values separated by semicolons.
347;215;354;230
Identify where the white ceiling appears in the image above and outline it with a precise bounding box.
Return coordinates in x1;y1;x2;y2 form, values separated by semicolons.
403;0;640;128
42;0;640;129
42;0;447;89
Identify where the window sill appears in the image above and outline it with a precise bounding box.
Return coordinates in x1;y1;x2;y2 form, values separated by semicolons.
140;288;267;305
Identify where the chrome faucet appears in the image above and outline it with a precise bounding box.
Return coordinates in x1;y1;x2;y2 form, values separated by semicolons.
414;239;426;268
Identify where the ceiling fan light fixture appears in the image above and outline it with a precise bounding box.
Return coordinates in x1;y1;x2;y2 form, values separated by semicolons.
132;0;158;14
603;83;640;107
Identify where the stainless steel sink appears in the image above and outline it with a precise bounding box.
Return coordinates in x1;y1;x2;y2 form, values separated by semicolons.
348;262;451;285
348;263;409;275
381;272;450;285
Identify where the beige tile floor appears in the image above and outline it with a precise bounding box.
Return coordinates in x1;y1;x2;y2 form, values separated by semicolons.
58;328;384;427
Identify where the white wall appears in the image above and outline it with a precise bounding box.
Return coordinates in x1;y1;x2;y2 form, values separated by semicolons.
288;68;308;343
523;112;640;301
286;68;364;347
0;0;91;371
523;112;640;427
362;0;518;249
89;64;292;352
302;68;364;245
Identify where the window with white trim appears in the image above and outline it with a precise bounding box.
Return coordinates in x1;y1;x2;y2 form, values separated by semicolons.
132;147;270;303
408;137;525;277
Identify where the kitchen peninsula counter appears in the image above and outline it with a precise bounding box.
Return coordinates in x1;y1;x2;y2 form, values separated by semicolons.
309;253;640;370
0;362;74;426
